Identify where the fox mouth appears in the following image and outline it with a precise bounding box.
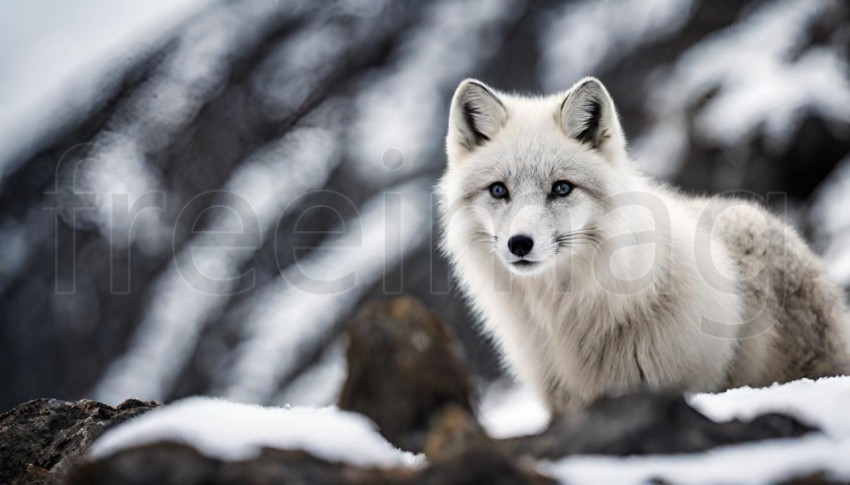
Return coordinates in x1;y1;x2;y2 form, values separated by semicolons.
508;258;544;274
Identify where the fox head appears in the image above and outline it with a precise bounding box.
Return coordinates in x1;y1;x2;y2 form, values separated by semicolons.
439;77;636;277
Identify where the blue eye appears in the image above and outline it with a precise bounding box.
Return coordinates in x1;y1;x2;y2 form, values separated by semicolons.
489;182;508;199
552;180;572;197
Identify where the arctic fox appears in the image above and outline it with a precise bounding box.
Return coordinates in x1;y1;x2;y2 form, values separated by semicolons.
437;77;850;413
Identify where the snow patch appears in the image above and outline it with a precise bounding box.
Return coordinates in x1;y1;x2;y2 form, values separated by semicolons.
542;436;850;485
0;0;208;183
88;397;423;468
251;23;347;118
56;134;167;255
541;376;850;484
349;0;519;183
220;177;433;404
94;127;340;404
809;155;850;287
478;381;550;439
274;340;348;407
688;376;850;436
634;0;850;177
540;0;694;90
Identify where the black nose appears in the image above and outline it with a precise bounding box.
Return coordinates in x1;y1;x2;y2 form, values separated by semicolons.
508;235;534;257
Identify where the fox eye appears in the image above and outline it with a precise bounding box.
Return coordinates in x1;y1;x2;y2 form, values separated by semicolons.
489;182;508;199
552;180;572;197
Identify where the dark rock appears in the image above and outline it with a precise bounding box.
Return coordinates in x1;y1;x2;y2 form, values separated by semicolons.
67;442;413;485
69;439;554;485
421;405;556;485
501;390;816;459
778;470;847;485
415;447;556;485
339;297;474;452
0;398;158;484
0;389;821;484
423;404;489;462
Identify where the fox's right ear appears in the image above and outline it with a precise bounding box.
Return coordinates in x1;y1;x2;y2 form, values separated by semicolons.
447;79;507;153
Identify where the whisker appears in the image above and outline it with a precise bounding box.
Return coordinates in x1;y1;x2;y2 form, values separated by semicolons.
469;231;498;245
534;241;561;253
554;227;602;249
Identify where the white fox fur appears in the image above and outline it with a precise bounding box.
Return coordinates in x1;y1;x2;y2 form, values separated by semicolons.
437;77;850;413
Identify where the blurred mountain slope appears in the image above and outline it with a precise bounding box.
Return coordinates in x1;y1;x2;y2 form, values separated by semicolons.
0;0;848;411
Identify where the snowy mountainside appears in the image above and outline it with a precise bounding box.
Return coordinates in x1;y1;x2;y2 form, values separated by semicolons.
0;0;848;413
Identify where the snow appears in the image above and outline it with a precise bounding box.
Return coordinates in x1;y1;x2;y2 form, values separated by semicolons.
688;377;850;436
542;437;850;485
540;377;850;484
94;127;340;404
273;339;348;407
349;0;520;183
219;177;433;404
634;0;850;177
251;23;350;118
90;377;850;482
88;397;423;468
0;0;209;183
55;133;168;256
809;155;850;287
478;380;550;439
540;0;694;90
54;0;313;250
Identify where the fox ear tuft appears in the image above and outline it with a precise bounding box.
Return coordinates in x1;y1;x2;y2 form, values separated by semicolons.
560;77;624;152
448;79;507;151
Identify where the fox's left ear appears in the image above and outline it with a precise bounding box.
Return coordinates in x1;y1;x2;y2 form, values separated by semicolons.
560;77;626;157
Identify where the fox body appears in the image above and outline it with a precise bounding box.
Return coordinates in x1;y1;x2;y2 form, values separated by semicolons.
437;77;850;412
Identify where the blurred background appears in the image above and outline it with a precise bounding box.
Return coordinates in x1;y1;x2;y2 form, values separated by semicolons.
1;0;849;412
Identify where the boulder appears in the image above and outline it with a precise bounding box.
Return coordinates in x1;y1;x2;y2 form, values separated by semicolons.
339;297;474;451
0;398;158;484
68;439;555;485
422;404;555;484
68;442;414;485
500;390;815;459
424;404;489;462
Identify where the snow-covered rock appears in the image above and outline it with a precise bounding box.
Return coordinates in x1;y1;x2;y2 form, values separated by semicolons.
6;375;850;483
88;397;422;468
540;376;850;484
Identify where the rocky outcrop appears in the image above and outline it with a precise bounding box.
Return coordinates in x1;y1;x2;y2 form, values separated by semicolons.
0;398;158;484
68;444;411;485
339;297;474;452
500;391;814;459
0;297;833;483
68;441;555;485
0;390;820;485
